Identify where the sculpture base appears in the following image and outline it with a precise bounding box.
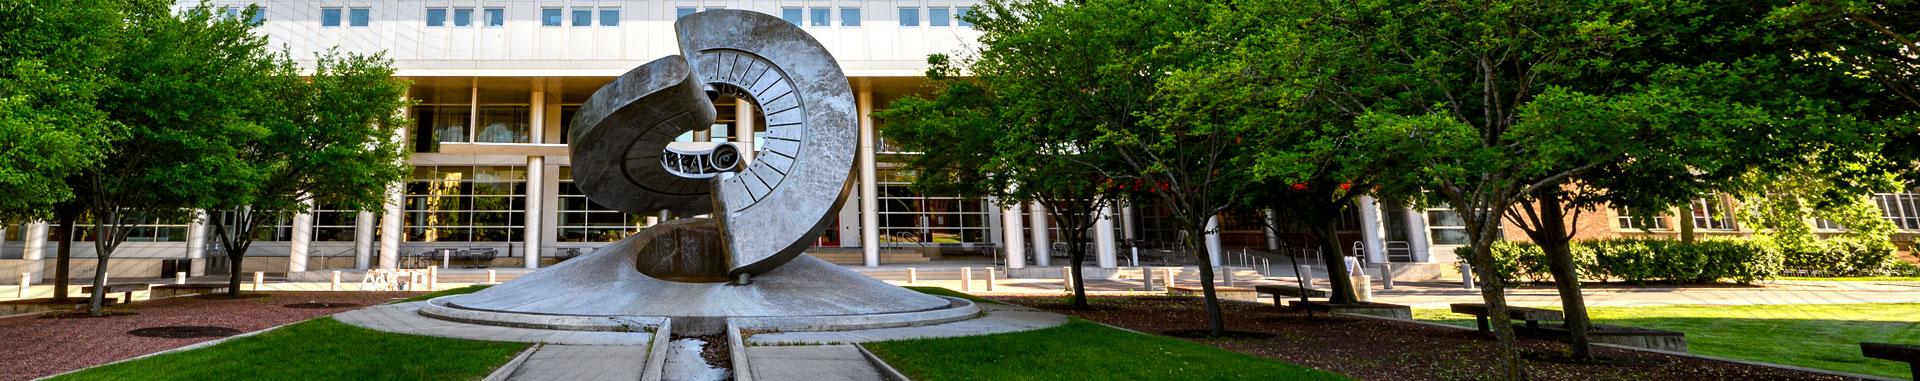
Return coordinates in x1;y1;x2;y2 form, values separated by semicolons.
422;230;976;335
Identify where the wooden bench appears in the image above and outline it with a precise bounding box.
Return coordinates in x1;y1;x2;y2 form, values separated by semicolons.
1862;343;1920;380
1254;284;1329;307
1450;303;1563;337
1288;300;1413;320
151;283;231;298
1166;285;1256;300
80;283;153;304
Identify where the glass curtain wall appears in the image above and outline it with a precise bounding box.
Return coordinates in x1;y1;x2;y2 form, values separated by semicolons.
874;169;991;247
556;166;647;242
403;165;527;243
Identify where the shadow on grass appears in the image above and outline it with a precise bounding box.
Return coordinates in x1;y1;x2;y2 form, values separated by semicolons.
866;319;1349;381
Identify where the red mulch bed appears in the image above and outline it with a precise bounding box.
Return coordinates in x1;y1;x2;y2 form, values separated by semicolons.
992;295;1867;381
0;291;415;381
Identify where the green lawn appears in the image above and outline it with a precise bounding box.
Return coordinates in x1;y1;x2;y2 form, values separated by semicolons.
904;286;1003;305
866;319;1348;381
1414;303;1920;379
399;284;494;303
53;317;529;381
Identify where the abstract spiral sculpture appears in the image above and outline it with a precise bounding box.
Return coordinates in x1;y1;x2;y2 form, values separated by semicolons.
423;10;969;335
570;10;857;282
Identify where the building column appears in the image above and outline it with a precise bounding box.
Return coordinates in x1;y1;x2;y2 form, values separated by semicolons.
1264;209;1281;250
1120;201;1137;241
289;201;315;273
379;183;403;270
23;221;48;280
1404;208;1433;263
1205;215;1223;265
186;211;207;276
735;100;755;163
1356;196;1387;264
1028;202;1050;267
857;80;881;267
1094;203;1118;268
523;156;545;269
353;211;374;269
999;200;1025;269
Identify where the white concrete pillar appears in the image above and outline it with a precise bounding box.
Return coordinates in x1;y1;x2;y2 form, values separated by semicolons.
523;156;545;269
1205;215;1223;265
1264;209;1281;250
1404;208;1433;263
999;200;1026;269
353;211;374;269
1094;203;1118;268
289;200;315;273
1120;201;1137;241
379;182;403;270
1356;196;1387;264
735;99;755;163
1028;202;1050;267
857;81;880;267
187;211;206;276
23;221;47;280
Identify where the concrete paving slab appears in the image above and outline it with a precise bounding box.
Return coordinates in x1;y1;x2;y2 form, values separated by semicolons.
333;302;654;346
746;345;884;381
505;345;650;381
747;304;1067;345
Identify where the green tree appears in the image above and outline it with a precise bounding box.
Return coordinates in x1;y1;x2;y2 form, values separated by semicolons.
204;47;412;297
78;2;286;315
877;1;1136;309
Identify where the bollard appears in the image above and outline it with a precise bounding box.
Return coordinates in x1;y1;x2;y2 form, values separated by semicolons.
1162;267;1176;290
1461;263;1477;290
330;271;341;291
19;273;30;298
428;266;439;291
176;271;187;285
486;270;497;284
252;271;263;291
1222;266;1235;287
959;267;973;292
1353;275;1374;302
985;268;996;292
1378;263;1395;290
1142;267;1157;291
1061;267;1074;292
907;267;917;284
1298;265;1315;287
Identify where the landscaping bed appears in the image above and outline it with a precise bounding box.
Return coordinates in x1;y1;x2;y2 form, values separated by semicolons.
993;295;1869;381
0;291;416;381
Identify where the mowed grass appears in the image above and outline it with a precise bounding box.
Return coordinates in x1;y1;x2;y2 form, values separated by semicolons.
904;286;1003;305
1414;303;1920;379
399;284;493;303
52;317;528;381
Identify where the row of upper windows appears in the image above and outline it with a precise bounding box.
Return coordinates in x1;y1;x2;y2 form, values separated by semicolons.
263;5;970;29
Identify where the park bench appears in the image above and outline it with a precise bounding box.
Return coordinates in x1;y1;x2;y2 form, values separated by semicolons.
151;283;231;298
1537;324;1688;353
1167;285;1256;300
1288;300;1414;320
1450;303;1563;338
1255;284;1329;307
80;283;153;304
1862;343;1920;381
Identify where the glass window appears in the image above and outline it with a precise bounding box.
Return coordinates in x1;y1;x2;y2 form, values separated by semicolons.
453;8;473;27
872;177;992;247
600;8;619;26
956;6;972;27
404;165;527;243
556;167;648;242
310;204;361;242
782;8;802;26
929;8;950;27
841;8;861;27
677;7;697;19
321;7;342;27
899;7;919;26
572;8;591;26
809;8;829;27
1692;197;1739;231
1613;207;1670;230
484;8;503;27
221;6;240;20
426;8;447;27
250;7;265;25
542;8;562;26
1877;193;1920;230
1427;209;1468;245
65;213;195;243
412;106;470;152
558;106;580;144
475;106;530;144
349;7;370;27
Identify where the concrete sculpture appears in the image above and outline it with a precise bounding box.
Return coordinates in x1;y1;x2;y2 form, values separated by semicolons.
418;10;972;335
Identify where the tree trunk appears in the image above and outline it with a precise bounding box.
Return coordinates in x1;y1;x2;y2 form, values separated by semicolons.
52;209;77;302
1528;193;1593;361
1677;202;1696;243
1467;226;1527;380
87;218;112;317
1187;225;1226;336
1315;216;1358;304
1064;229;1090;310
226;246;247;297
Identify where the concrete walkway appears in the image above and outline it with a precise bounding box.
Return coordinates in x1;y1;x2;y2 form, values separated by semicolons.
745;345;885;381
504;345;650;381
333;302;655;345
748;303;1068;345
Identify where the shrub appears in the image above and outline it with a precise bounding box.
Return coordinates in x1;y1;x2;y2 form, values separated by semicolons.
1479;238;1780;285
1892;261;1920;277
1777;237;1898;277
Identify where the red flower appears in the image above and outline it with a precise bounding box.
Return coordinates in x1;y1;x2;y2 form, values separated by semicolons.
1290;183;1309;191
